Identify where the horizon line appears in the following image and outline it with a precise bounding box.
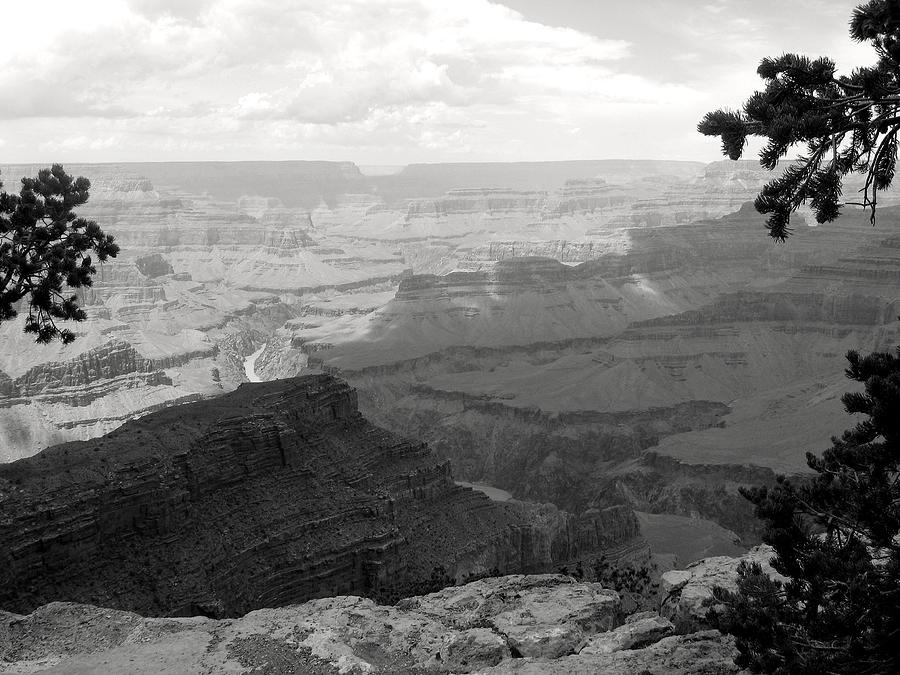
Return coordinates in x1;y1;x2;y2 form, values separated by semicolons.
0;156;754;167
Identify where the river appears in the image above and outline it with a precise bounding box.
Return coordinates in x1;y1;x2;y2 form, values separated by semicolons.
455;481;514;502
243;344;266;383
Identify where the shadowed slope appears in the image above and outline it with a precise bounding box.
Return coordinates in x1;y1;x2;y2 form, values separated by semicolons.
0;374;641;618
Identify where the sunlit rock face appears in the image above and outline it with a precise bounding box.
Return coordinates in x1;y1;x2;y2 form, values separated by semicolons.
0;374;642;618
0;162;395;460
0;253;247;461
660;544;783;631
0;551;756;674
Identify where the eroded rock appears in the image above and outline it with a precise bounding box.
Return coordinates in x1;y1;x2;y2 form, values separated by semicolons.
481;630;743;675
579;611;674;655
398;574;621;658
0;576;741;674
0;376;639;619
661;544;785;630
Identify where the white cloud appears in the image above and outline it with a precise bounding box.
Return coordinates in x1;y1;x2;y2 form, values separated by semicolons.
5;0;865;163
38;135;122;155
0;0;665;161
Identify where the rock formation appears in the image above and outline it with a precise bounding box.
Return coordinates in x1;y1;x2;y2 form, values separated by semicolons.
0;374;641;618
660;544;784;631
0;158;817;462
292;201;900;560
0;257;237;461
4;159;897;570
0;544;777;674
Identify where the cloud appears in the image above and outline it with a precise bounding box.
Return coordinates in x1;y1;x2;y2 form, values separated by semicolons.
218;0;637;126
127;0;215;20
0;0;679;161
39;136;122;153
4;0;865;163
0;0;645;140
0;79;136;120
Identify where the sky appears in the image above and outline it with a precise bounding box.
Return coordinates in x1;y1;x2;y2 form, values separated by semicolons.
0;0;878;165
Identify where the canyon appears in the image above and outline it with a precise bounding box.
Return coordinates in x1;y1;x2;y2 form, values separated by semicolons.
300;203;900;550
0;374;643;618
0;375;645;617
2;158;897;569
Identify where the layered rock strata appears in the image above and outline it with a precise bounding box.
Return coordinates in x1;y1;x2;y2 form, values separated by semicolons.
294;204;900;556
0;374;640;618
0;159;840;463
0;257;239;461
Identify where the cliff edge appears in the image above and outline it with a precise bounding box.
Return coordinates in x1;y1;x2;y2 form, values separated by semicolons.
0;553;763;674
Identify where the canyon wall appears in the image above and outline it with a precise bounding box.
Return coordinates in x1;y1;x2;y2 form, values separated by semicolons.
0;159;791;461
0;374;640;618
4;159;898;567
296;201;900;554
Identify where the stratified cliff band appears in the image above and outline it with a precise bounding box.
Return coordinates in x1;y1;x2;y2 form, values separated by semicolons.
0;374;640;618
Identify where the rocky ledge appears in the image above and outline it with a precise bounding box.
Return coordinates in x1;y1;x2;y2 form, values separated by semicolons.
0;374;639;619
660;544;784;631
0;552;766;674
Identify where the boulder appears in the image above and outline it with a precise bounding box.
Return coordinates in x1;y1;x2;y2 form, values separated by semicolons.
580;611;674;655
398;574;621;658
660;544;785;630
0;575;744;674
271;596;510;673
480;630;743;674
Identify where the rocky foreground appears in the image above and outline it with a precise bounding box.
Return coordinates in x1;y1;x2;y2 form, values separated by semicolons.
0;546;776;674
